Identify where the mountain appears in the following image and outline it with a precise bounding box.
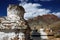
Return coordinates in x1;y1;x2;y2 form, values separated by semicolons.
26;14;60;30
50;21;60;32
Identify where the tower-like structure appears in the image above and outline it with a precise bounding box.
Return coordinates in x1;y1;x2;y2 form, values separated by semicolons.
5;4;27;29
7;4;25;21
7;4;31;40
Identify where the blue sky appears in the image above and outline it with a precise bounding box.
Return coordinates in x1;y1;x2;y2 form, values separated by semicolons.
0;0;60;19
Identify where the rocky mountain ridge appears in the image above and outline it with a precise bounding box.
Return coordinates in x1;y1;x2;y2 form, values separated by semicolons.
27;14;60;30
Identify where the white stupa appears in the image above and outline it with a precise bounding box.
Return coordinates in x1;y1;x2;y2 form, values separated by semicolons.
7;4;25;22
40;28;48;39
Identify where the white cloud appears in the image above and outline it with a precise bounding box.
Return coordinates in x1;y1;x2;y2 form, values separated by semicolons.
52;12;60;18
18;0;28;2
18;0;28;5
19;3;51;20
19;3;60;20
